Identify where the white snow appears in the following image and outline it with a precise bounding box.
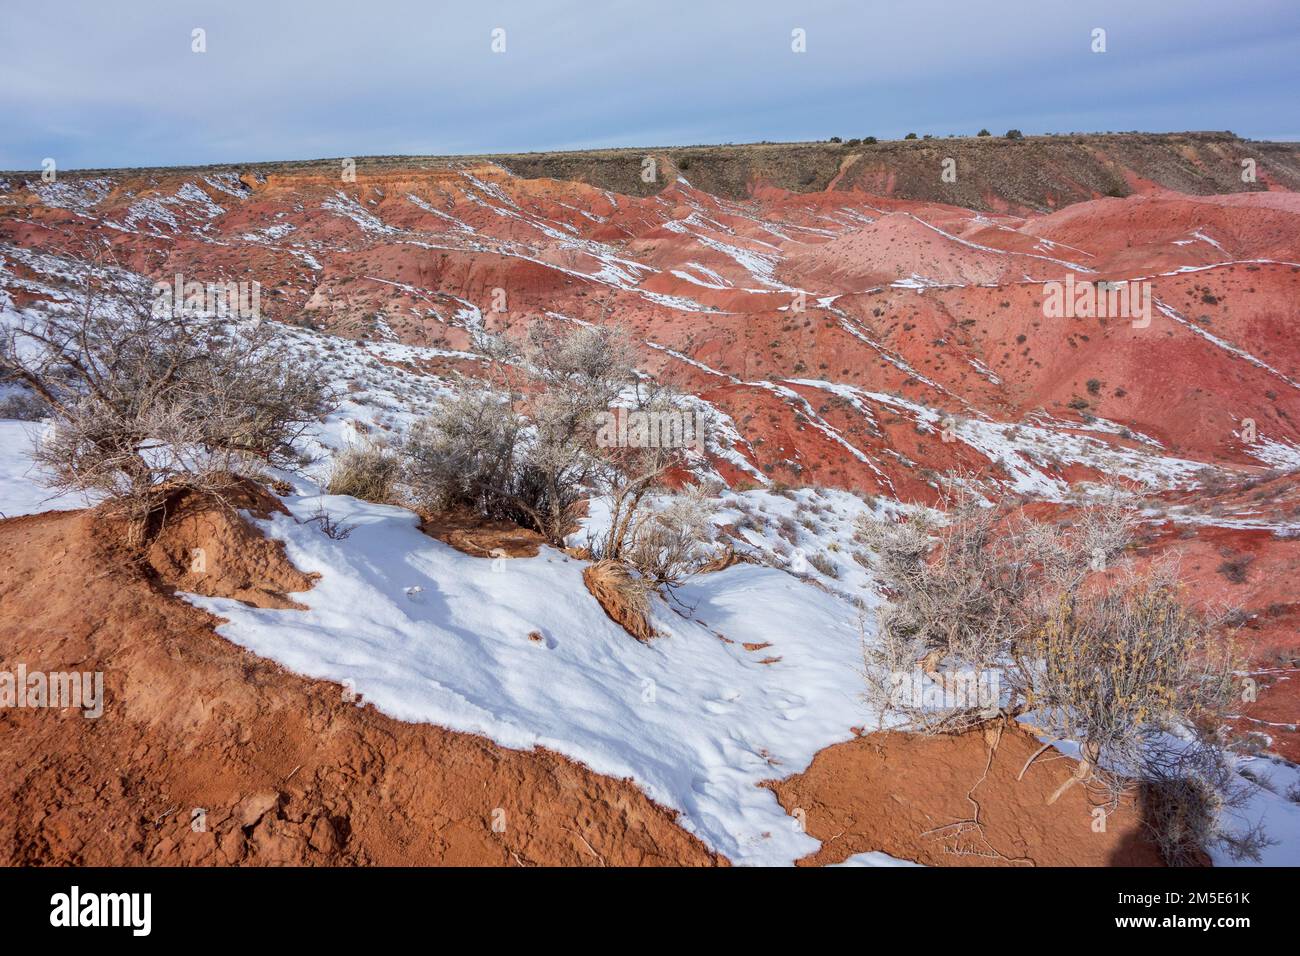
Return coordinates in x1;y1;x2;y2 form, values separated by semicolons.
0;420;92;517
29;178;114;213
323;191;400;236
183;491;878;866
1249;437;1300;471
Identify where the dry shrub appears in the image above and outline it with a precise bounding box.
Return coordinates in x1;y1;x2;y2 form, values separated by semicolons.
856;496;1040;731
405;319;716;561
404;389;523;515
1140;761;1270;866
582;560;656;642
327;440;400;503
857;487;1138;729
305;504;354;540
615;484;718;589
1216;552;1254;584
1193;466;1232;497
404;323;636;546
1141;774;1221;866
1025;563;1242;817
2;258;330;537
403;383;589;544
856;486;1255;862
806;550;840;579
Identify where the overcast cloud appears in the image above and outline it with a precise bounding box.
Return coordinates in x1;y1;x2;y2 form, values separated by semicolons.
2;0;1297;170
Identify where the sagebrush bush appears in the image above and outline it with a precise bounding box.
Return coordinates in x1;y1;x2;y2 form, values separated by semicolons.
856;487;1252;861
616;484;718;588
404;321;704;551
412;323;636;544
2;263;330;533
1026;564;1240;806
403;389;523;515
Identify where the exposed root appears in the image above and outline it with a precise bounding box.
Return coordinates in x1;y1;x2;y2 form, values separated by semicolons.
920;722;1035;866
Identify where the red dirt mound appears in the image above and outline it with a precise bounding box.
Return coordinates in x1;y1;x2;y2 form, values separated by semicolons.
143;480;318;609
766;723;1169;867
0;500;719;866
419;507;544;558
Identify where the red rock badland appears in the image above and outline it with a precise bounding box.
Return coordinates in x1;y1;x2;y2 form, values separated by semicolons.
3;131;1300;863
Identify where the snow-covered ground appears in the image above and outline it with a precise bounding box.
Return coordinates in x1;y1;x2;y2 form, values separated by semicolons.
2;420;1297;864
0;420;92;517
1221;754;1300;866
185;488;877;865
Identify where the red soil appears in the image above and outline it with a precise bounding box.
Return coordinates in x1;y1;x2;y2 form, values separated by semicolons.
0;487;1274;866
4;162;1298;486
2;147;1298;861
767;723;1169;867
0;495;720;866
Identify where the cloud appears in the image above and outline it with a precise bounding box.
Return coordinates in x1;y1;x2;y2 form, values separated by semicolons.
1;0;1296;169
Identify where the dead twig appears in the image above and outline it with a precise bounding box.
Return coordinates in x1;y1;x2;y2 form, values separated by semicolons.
563;826;607;867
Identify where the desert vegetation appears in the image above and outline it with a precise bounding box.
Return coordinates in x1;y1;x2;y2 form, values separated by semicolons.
402;321;721;606
1;254;331;536
856;487;1260;863
2;260;723;620
3;129;1297;871
326;438;401;503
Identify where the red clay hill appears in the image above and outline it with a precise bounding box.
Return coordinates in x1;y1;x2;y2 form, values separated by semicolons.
4;130;1300;764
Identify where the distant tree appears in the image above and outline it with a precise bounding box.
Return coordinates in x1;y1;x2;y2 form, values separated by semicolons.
904;132;918;140
862;136;878;144
1005;129;1025;140
977;128;991;137
846;138;861;147
829;136;843;143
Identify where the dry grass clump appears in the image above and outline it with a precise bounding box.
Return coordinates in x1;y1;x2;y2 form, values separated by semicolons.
615;484;718;589
582;560;656;642
806;550;840;578
326;440;400;503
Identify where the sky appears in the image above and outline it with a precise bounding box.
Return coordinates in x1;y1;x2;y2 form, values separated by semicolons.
2;0;1298;170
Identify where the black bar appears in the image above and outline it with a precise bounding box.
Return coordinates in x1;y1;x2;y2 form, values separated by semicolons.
0;865;1284;942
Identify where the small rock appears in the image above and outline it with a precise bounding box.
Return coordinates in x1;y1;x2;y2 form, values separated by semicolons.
235;791;280;828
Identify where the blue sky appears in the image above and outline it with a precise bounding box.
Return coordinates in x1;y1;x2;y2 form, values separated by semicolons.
2;0;1298;170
